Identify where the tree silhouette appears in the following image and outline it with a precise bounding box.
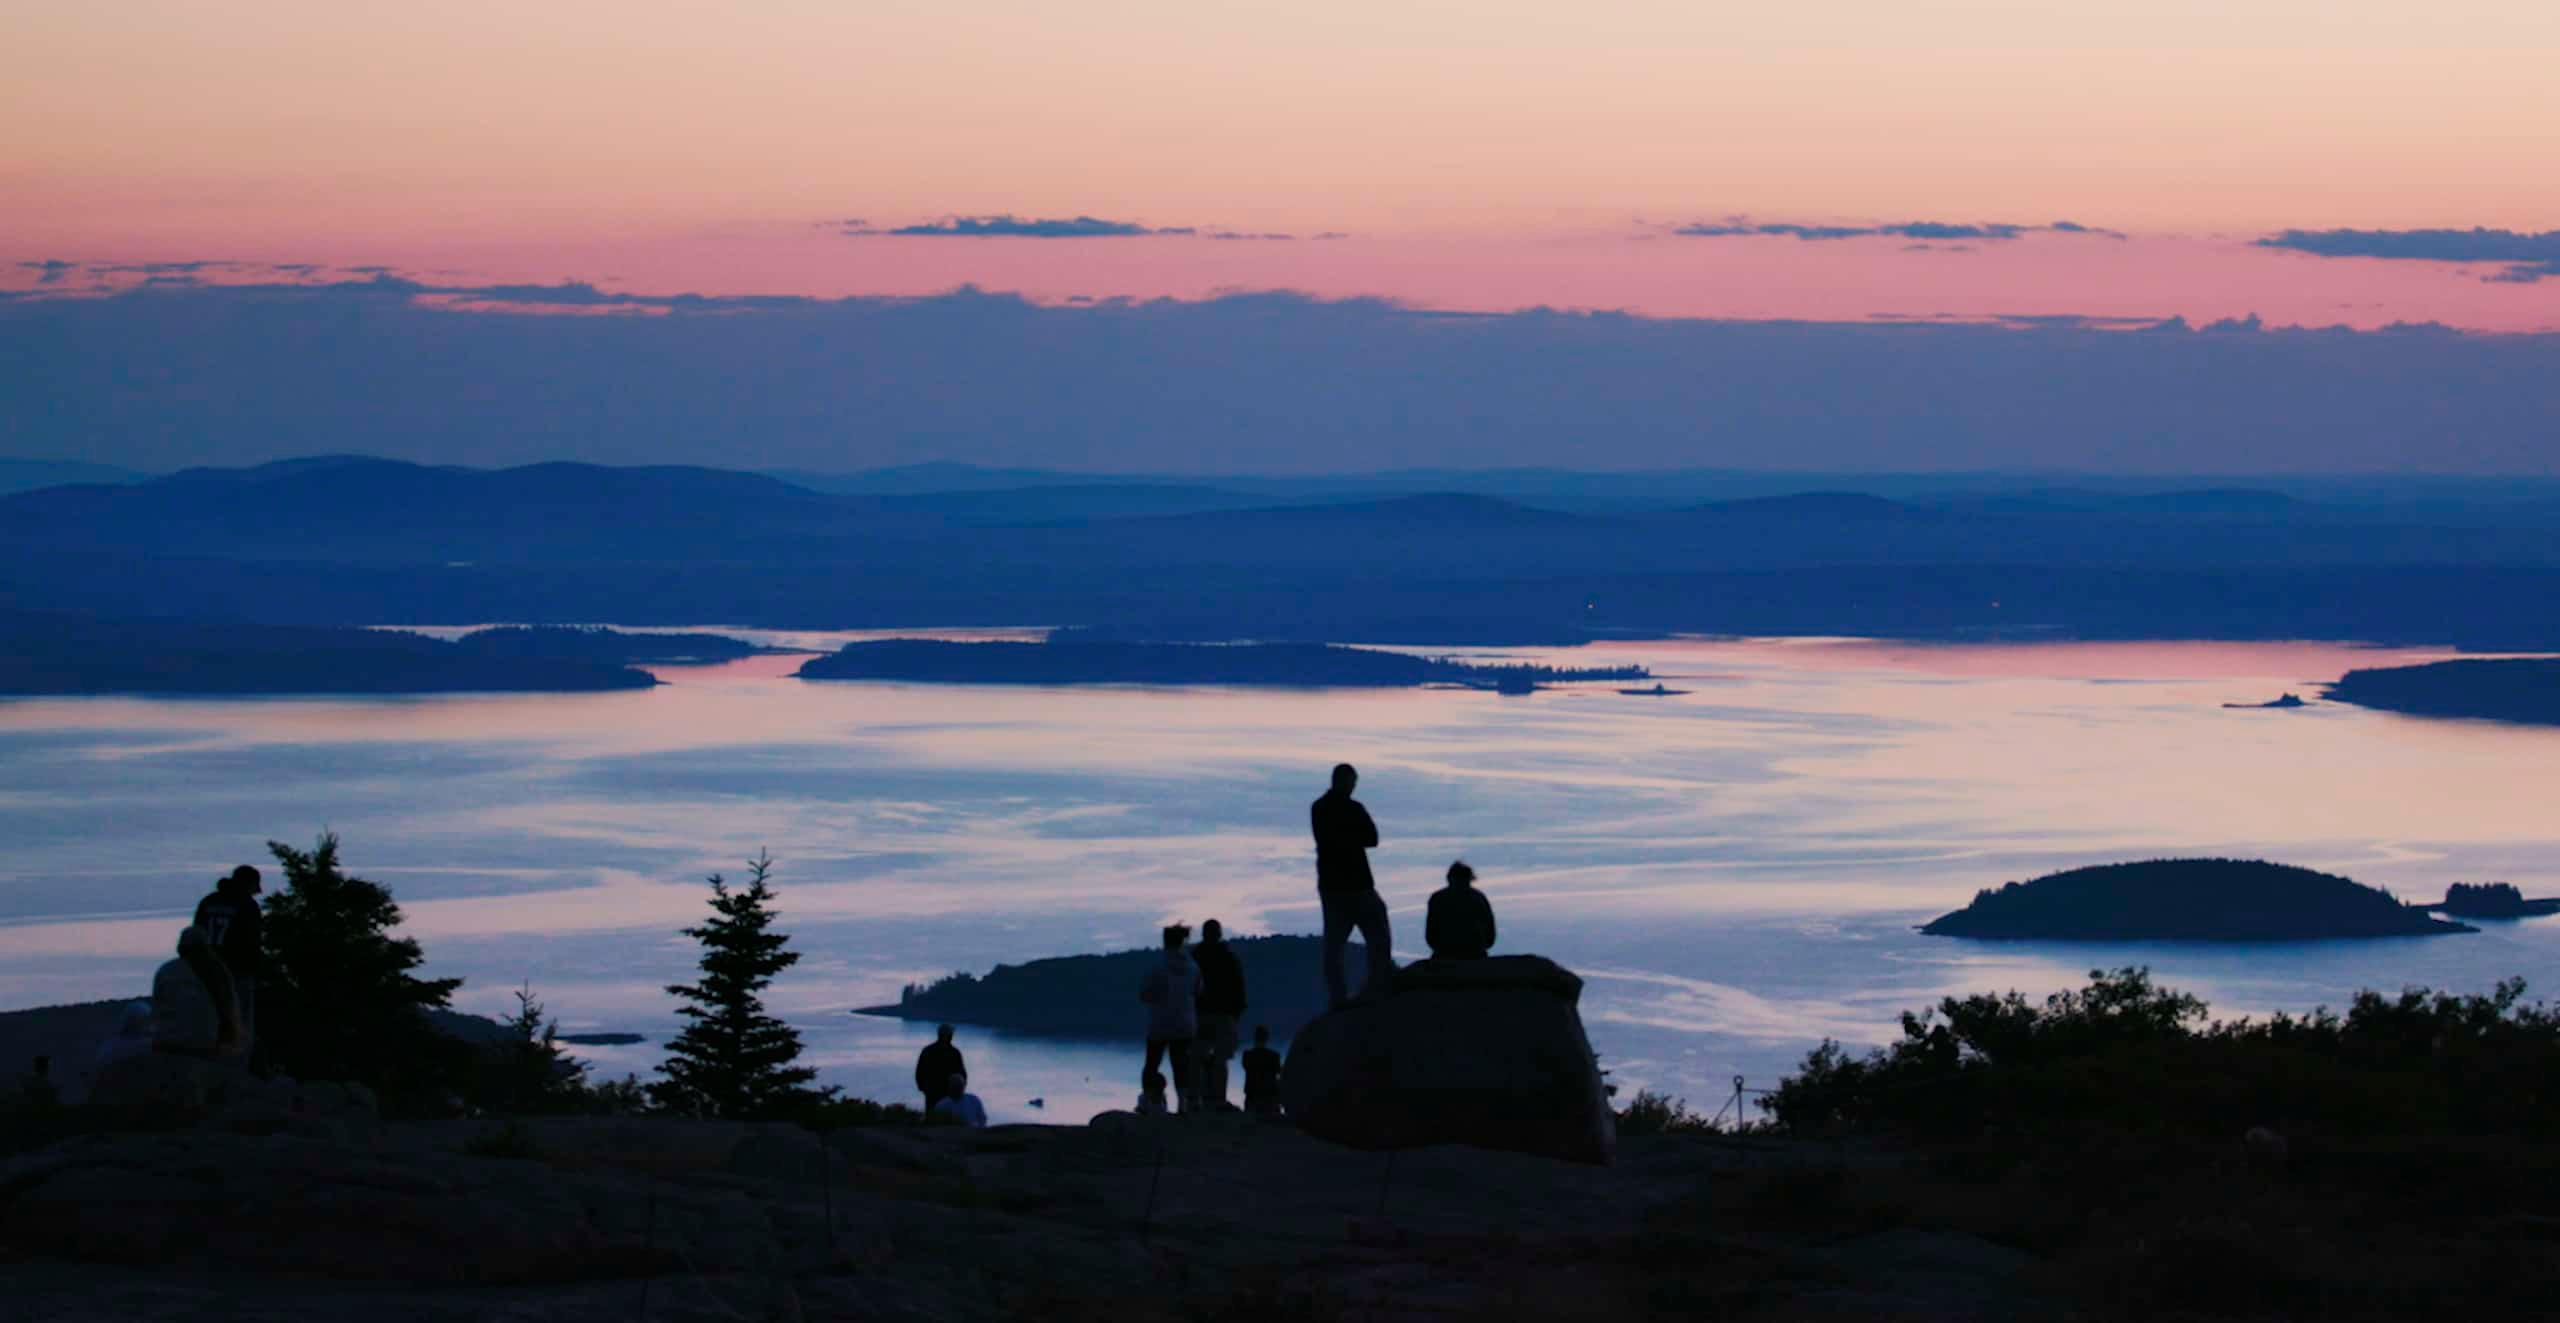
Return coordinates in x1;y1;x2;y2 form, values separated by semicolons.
650;851;832;1118
261;831;463;1098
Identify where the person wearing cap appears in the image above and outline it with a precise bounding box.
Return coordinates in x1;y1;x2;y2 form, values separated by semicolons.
190;865;265;1050
1425;860;1497;961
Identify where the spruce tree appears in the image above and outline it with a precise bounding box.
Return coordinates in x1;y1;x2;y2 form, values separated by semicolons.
262;832;464;1097
650;851;832;1118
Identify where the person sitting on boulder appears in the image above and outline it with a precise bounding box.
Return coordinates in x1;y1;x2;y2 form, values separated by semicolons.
1138;924;1202;1112
1241;1025;1283;1117
1425;860;1498;961
915;1023;967;1111
1136;1069;1171;1117
929;1071;988;1128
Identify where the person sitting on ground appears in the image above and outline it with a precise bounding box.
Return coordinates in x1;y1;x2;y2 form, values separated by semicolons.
1241;1025;1284;1117
1192;918;1246;1109
1136;1069;1171;1117
1425;860;1498;961
929;1071;988;1128
915;1023;967;1112
1138;923;1202;1113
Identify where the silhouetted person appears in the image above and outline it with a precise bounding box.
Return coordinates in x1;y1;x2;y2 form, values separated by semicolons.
1312;763;1393;1007
930;1071;988;1128
1138;923;1201;1112
180;865;261;1053
915;1024;967;1111
1192;918;1246;1108
1425;860;1497;960
1242;1025;1283;1117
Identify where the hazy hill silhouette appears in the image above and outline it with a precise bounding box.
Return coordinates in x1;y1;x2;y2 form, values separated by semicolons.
0;458;143;495
1921;858;2472;940
0;457;901;562
15;455;2560;648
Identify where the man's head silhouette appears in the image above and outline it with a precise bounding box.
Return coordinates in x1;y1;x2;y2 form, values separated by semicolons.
1446;860;1476;887
1331;763;1358;794
1201;919;1224;943
224;865;261;896
936;1023;955;1044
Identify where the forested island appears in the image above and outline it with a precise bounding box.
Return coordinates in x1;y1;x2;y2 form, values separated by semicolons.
0;610;661;696
1921;858;2474;940
444;625;761;665
861;934;1359;1038
2427;882;2560;919
797;638;1648;688
2327;658;2560;726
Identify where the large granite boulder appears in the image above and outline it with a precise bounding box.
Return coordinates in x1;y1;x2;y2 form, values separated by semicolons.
1280;955;1615;1165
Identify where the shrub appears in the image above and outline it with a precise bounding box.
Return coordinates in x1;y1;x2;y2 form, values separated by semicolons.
1617;1089;1717;1136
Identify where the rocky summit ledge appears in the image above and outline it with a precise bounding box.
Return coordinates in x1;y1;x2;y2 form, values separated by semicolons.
2;1112;2024;1322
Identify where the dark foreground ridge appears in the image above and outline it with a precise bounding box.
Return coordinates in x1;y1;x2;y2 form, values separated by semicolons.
1921;857;2475;940
0;610;661;696
2327;656;2560;726
863;934;1353;1039
799;638;1647;688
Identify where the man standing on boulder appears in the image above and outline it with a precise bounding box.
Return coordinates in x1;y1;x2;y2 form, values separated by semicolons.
1192;919;1246;1108
1312;763;1394;1008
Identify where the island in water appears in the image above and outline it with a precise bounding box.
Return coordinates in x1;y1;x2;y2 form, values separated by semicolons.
1920;858;2475;941
2326;657;2560;726
859;934;1367;1039
0;610;667;696
2425;882;2560;919
798;638;1647;689
441;625;764;666
2222;692;2307;710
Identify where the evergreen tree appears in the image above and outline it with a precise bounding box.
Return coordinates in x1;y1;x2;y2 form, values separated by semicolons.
482;982;594;1115
650;851;833;1118
261;832;465;1098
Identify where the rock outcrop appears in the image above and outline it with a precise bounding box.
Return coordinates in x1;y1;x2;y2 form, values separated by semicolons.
1280;955;1615;1165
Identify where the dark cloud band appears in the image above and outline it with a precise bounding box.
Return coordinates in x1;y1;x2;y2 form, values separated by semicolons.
2256;228;2560;284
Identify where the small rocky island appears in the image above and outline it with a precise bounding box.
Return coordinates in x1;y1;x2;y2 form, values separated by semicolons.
2326;657;2560;725
1921;858;2475;941
799;638;1647;689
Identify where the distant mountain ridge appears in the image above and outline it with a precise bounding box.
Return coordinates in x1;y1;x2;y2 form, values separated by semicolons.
13;454;2560;648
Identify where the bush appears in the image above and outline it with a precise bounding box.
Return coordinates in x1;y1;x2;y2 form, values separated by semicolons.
1616;1089;1717;1136
1766;967;2560;1143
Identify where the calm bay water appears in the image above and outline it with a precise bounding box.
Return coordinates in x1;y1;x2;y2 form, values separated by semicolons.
8;635;2560;1123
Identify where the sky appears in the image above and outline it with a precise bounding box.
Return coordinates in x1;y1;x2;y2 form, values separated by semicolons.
5;1;2558;329
3;3;2557;474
